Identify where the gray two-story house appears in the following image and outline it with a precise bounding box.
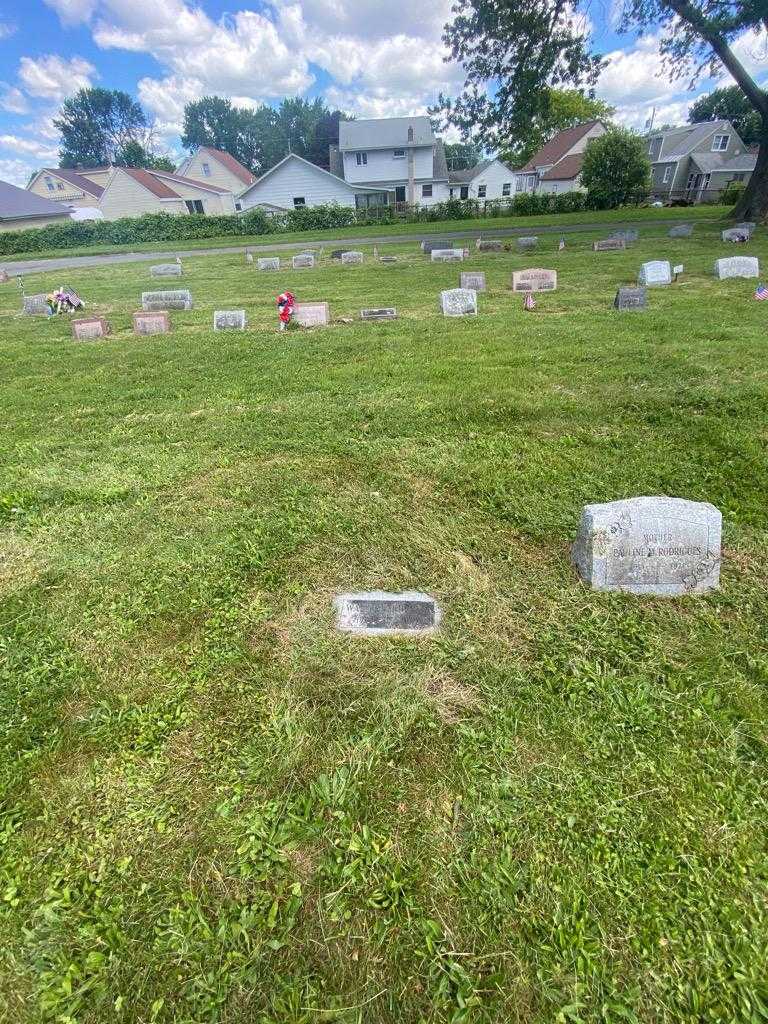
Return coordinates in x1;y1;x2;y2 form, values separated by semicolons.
646;119;756;202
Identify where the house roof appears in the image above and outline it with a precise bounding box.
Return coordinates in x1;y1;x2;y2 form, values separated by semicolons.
521;121;603;171
118;166;233;198
0;178;72;222
689;151;758;173
448;157;515;184
240;152;388;197
540;153;585;181
339;116;435;151
648;120;732;162
194;147;256;185
36;168;104;198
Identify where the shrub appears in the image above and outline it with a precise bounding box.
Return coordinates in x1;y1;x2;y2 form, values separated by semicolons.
581;128;651;209
720;180;747;207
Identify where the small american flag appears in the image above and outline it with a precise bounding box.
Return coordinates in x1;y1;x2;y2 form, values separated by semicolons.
523;293;536;311
755;283;768;301
558;237;566;251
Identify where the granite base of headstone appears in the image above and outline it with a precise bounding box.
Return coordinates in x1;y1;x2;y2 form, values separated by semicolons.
292;254;315;269
23;293;50;316
360;308;397;320
668;224;693;238
572;496;721;596
511;268;557;292
614;286;647;311
334;591;441;634
71;316;109;340
214;310;247;331
142;289;192;311
594;238;626;251
150;263;182;277
133;311;170;335
258;257;280;271
341;251;364;265
638;261;672;286
440;288;477;317
714;256;759;280
293;302;330;327
460;271;486;292
330;249;345;260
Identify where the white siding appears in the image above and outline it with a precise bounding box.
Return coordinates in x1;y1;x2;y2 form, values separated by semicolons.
240;158;361;210
343;145;434;185
99;171;169;220
538;178;582;195
565;123;606;156
79;169;111;188
0;214;72;232
157;178;236;214
456;160;515;201
178;152;249;195
28;173;96;209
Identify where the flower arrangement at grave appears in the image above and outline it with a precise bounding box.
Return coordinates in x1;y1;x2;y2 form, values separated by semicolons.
46;286;85;315
277;291;296;330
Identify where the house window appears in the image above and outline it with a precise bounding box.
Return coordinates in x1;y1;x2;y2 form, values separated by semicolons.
422;183;433;198
663;166;672;184
201;162;211;177
56;182;65;190
293;197;306;207
185;199;205;214
395;185;406;203
45;177;54;191
355;152;367;166
235;202;242;211
407;126;414;142
477;184;486;198
515;177;523;192
712;134;730;152
502;182;511;196
393;149;405;159
460;186;469;200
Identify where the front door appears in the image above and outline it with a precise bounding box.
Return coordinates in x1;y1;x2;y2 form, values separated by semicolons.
395;186;406;203
460;186;469;200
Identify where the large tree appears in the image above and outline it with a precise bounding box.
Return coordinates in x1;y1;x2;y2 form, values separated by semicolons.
689;83;763;146
55;87;148;168
581;127;651;206
115;140;175;172
306;109;352;170
500;87;615;165
434;0;768;219
444;141;483;170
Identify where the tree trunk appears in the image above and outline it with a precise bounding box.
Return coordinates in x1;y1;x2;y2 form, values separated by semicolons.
732;121;768;222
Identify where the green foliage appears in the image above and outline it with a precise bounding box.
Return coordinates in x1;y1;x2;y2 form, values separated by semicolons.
55;87;148;168
581;128;651;208
114;140;175;172
689;85;764;147
444;141;483;171
721;179;748;206
501;88;615;166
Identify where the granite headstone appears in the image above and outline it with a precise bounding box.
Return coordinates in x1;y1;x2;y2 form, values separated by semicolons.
593;238;626;251
22;293;50;316
133;311;170;335
460;271;486;291
714;256;759;279
71;316;109;340
142;289;192;311
668;224;694;238
293;301;330;327
722;228;749;242
341;251;364;265
517;236;538;251
476;239;503;252
258;257;280;271
511;268;557;292
213;309;247;330
334;591;441;634
292;253;315;269
360;308;397;320
638;261;672;286
614;286;647;311
440;288;477;316
431;249;464;262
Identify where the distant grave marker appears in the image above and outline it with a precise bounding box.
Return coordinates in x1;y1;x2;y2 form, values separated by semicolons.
511;268;557;292
593;238;625;251
133;311;170;335
614;286;647;311
142;289;192;311
476;239;503;252
341;251;364;265
245;252;254;264
421;239;451;253
380;255;398;263
440;288;477;317
735;222;756;234
638;261;671;286
22;293;50;316
714;256;759;280
460;271;486;291
722;228;749;242
517;236;538;251
360;308;397;320
334;591;441;634
258;257;280;271
293;301;329;327
431;249;464;262
572;496;722;596
71;316;109;340
213;309;247;331
610;229;638;243
292;253;315;269
668;224;694;238
150;263;182;277
0;268;9;283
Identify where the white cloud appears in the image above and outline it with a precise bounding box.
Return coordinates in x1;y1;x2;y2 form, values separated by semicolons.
0;133;59;160
0;21;17;39
0;157;37;187
18;55;96;99
729;28;768;83
0;86;30;115
42;0;98;25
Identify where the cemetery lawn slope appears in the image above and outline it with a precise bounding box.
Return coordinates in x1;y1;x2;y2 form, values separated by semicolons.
1;222;767;1023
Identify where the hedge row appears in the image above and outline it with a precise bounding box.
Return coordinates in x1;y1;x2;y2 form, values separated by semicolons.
2;191;601;257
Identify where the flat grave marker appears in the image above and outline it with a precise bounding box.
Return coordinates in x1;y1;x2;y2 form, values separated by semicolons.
293;301;330;327
431;249;464;262
476;239;503;252
593;238;626;251
610;229;638;243
360;308;397;320
142;289;192;311
517;236;538;251
714;256;759;280
380;255;398;263
460;271;486;292
668;224;694;238
572;496;721;596
334;591;441;635
292;253;315;269
722;228;749;242
23;293;50;316
341;251;364;265
258;257;280;271
440;288;478;317
150;263;182;277
71;316;109;340
511;268;557;292
133;311;170;335
614;286;647;311
638;261;672;286
213;309;247;331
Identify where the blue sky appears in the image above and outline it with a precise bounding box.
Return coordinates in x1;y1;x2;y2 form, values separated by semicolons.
0;0;765;185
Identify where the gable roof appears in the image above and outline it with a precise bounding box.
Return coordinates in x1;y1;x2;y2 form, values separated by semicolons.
521;121;604;171
35;168;104;198
0;178;72;221
339;116;435;151
240;152;388;197
540;153;586;181
447;157;515;184
648;120;736;161
189;147;256;186
118;166;233;198
689;150;757;173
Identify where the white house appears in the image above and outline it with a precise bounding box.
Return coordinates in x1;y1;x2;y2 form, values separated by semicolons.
447;158;517;201
98;167;237;220
176;146;256;197
518;121;608;194
238;153;389;212
330;116;450;206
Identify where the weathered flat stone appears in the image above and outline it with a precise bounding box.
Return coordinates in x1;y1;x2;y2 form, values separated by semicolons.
714;256;759;279
722;228;750;242
668;224;694;238
572;496;721;596
334;591;441;634
379;255;398;262
460;271;486;291
293;301;329;327
638;261;671;286
431;249;464;262
360;308;397;320
71;316;109;340
614;286;647;311
610;229;638;243
476;239;503;252
341;251;364;265
214;309;247;330
133;311;170;335
440;288;477;316
258;257;280;271
22;293;50;316
150;263;182;277
142;289;192;311
593;238;625;251
517;236;538;250
292;254;315;269
511;268;557;292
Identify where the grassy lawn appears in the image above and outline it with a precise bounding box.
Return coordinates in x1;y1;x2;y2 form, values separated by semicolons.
1;222;767;1023
2;204;733;264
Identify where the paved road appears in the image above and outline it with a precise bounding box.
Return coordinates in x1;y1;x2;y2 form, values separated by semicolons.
1;218;718;277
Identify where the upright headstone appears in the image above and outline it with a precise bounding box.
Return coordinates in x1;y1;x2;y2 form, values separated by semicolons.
142;289;192;311
71;316;109;340
735;222;756;234
245;253;254;264
714;256;759;280
341;251;364;265
440;288;478;317
460;271;486;292
334;591;441;634
668;224;694;238
258;257;280;271
213;310;247;331
610;229;638;243
0;269;9;283
330;249;345;260
476;239;503;252
517;236;538;251
22;293;50;316
722;228;749;243
292;253;315;269
614;286;647;311
360;308;397;320
293;301;330;327
572;496;721;596
421;239;452;253
593;238;626;251
150;263;183;277
511;268;557;292
431;249;464;262
133;311;170;335
638;261;672;286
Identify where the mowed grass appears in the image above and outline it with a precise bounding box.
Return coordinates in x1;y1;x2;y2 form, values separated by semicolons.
1;224;767;1023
